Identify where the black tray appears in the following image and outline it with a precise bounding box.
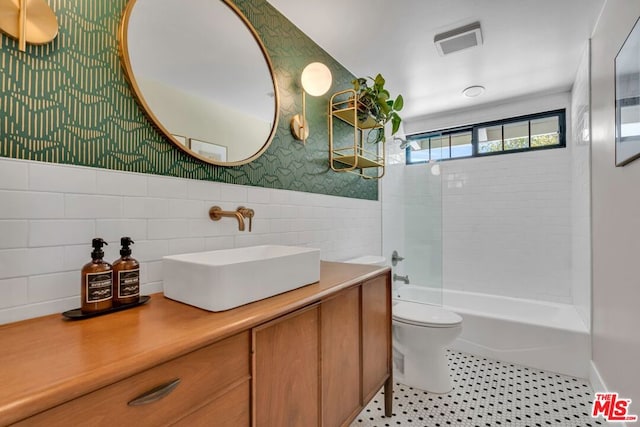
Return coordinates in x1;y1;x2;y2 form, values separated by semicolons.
62;295;151;320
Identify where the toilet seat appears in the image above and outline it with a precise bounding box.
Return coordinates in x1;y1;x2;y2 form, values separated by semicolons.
393;301;462;328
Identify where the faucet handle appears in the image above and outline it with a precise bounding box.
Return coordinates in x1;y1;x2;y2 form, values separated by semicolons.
237;207;255;232
391;250;405;266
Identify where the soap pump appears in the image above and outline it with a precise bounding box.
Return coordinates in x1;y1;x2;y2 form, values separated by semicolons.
112;237;140;306
81;238;113;313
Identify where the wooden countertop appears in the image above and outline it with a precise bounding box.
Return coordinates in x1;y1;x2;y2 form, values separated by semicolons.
0;261;389;425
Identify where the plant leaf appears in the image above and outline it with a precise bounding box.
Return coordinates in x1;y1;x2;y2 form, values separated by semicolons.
391;113;402;135
393;94;404;111
378;100;391;115
374;74;385;87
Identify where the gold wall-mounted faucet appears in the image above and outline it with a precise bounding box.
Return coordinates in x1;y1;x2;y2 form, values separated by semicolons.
209;206;255;232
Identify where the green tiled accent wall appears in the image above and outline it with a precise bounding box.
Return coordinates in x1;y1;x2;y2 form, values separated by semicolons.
0;0;377;200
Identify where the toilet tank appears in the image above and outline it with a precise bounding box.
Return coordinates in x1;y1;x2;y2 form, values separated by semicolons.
344;255;387;266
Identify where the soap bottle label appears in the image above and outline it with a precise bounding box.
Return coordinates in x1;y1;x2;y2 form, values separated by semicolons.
86;271;113;303
118;269;140;299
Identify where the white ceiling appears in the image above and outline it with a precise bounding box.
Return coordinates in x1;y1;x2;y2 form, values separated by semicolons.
267;0;605;122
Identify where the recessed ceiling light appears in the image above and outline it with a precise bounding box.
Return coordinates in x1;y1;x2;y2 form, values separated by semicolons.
462;85;485;98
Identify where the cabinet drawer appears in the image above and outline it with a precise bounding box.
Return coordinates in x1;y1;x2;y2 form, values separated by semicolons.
16;332;250;427
171;380;250;427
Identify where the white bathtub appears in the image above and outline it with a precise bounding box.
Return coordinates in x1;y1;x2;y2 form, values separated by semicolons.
394;285;591;379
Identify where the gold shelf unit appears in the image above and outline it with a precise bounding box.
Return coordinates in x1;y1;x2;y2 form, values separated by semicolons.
329;89;385;179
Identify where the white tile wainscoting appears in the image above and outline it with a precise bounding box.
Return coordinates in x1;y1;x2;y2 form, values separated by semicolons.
0;157;381;325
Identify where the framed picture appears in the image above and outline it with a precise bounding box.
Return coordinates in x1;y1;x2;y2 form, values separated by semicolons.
615;17;640;166
189;139;228;162
171;134;188;147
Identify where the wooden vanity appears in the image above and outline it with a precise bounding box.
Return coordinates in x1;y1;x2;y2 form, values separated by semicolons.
0;262;392;426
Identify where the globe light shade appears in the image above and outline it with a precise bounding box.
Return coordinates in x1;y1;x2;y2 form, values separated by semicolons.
301;62;332;96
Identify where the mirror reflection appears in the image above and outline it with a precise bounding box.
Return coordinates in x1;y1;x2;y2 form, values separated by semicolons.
120;0;278;165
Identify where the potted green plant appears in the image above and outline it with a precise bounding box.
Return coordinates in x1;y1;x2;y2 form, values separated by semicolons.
352;74;404;143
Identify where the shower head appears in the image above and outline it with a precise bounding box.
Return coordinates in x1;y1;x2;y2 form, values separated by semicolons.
394;137;420;151
393;136;410;149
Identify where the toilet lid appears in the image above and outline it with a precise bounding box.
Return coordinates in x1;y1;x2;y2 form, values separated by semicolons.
393;301;462;328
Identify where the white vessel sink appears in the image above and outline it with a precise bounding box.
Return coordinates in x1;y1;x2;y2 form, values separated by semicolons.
163;245;321;311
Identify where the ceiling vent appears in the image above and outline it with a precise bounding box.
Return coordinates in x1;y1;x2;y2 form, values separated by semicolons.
434;22;483;56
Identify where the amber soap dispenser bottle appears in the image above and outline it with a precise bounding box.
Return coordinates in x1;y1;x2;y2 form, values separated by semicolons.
81;238;113;313
112;237;140;306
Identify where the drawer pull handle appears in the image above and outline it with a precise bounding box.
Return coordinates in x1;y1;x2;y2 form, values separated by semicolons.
128;378;181;406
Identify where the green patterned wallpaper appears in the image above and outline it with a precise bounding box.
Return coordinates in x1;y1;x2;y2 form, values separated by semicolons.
0;0;377;200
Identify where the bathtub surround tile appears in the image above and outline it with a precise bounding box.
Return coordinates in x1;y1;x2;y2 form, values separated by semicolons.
352;351;602;427
440;150;573;304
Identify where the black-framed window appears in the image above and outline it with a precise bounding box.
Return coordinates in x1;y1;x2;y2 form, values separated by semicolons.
406;109;566;164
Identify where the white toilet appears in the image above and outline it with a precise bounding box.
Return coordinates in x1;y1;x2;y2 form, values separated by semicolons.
392;300;462;393
344;255;463;394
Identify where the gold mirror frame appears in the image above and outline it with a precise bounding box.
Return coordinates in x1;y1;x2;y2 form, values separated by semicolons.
117;0;280;167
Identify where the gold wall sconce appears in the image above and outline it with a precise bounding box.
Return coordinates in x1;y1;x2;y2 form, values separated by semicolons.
0;0;58;52
290;62;332;143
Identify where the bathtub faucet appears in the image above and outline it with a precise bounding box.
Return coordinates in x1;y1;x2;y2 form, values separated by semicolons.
393;274;410;284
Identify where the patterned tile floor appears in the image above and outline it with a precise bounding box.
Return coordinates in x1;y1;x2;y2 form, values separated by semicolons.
352;351;604;427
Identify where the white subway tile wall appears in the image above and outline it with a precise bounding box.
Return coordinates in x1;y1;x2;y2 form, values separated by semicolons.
0;158;381;325
383;139;573;304
442;149;573;303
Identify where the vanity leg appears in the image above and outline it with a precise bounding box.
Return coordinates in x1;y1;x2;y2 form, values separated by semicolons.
384;373;393;417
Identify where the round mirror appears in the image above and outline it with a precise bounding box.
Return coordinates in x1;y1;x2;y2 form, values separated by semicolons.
119;0;279;166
